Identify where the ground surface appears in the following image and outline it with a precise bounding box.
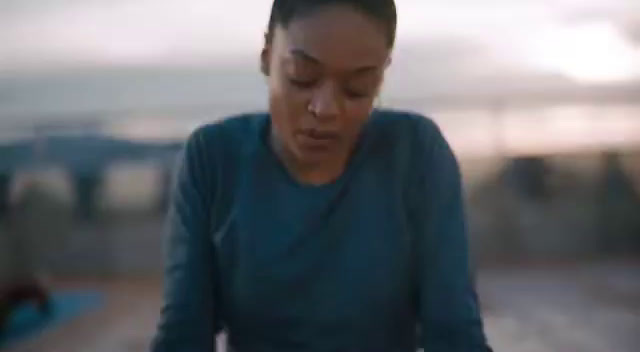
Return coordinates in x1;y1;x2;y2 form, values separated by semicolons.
4;260;639;352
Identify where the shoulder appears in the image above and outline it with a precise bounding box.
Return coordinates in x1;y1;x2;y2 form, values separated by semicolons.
188;112;267;147
183;112;267;162
369;108;445;154
371;109;459;181
180;112;267;174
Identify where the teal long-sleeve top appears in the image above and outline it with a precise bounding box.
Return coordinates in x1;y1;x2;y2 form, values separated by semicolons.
150;110;491;352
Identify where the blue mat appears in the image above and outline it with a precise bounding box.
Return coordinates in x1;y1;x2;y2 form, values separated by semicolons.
0;290;104;349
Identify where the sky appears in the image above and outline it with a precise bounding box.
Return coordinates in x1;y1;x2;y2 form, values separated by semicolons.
1;0;639;83
0;0;639;153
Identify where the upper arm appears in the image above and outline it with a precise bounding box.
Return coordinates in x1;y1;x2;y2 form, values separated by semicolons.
409;118;491;351
151;128;217;352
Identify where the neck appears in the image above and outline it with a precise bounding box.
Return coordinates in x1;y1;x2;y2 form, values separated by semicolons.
270;131;349;186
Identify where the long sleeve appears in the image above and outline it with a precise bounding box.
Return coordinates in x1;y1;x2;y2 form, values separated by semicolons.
408;120;491;351
151;129;217;352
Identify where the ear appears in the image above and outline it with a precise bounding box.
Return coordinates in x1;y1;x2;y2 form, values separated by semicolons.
261;48;270;76
261;35;271;76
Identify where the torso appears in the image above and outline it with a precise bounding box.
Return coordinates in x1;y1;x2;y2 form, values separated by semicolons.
202;111;426;351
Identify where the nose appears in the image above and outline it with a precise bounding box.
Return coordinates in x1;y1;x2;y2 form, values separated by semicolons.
308;81;341;121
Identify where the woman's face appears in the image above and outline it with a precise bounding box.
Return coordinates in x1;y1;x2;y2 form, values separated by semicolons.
262;5;391;168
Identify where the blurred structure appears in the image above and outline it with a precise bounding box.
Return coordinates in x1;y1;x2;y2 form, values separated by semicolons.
506;157;549;201
0;120;637;274
0;174;9;218
0;130;182;220
597;151;640;254
467;149;640;263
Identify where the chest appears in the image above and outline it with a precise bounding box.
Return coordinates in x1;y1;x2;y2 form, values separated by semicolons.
210;151;416;334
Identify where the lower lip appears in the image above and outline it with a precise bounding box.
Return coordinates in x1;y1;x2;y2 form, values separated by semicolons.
295;132;338;151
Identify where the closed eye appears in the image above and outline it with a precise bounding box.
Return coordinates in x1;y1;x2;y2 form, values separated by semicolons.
344;88;371;99
288;78;317;89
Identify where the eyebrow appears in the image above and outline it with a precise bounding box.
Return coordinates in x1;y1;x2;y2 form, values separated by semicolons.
290;49;320;64
289;48;381;74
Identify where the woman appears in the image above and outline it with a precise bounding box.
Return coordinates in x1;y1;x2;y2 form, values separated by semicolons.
151;0;492;351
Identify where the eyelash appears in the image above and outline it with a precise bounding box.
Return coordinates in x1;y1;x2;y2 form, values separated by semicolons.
344;89;369;99
288;78;317;89
288;79;370;99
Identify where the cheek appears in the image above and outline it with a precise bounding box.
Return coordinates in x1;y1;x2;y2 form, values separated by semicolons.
343;99;375;131
269;74;309;113
268;78;309;139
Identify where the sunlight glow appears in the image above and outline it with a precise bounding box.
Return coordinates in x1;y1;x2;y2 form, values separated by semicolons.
524;22;640;83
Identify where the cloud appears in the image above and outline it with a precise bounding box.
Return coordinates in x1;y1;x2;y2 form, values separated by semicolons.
0;0;64;15
559;0;640;44
626;26;640;45
0;0;270;70
613;19;640;45
1;0;639;98
389;37;500;82
382;36;572;101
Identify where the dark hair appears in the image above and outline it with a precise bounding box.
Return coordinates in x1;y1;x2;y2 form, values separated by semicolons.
266;0;397;48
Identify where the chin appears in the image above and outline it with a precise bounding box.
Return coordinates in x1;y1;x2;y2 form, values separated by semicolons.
294;147;336;165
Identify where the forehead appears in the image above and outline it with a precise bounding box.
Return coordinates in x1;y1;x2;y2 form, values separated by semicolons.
274;5;390;69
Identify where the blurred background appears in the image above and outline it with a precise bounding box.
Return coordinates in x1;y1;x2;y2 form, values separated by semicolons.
1;0;639;351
